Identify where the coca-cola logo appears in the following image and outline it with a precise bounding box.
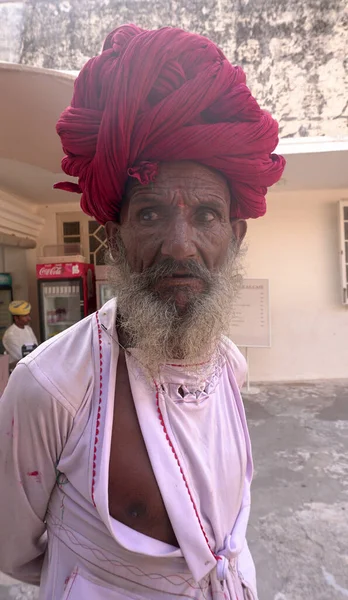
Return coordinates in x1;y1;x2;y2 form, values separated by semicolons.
38;265;63;277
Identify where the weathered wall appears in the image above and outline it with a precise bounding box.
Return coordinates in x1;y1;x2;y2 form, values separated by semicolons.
0;0;347;136
0;1;25;63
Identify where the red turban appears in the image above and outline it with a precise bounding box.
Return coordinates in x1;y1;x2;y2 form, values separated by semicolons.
54;25;285;224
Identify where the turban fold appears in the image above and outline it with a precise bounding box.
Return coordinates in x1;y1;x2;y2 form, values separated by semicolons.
9;301;31;316
54;24;285;224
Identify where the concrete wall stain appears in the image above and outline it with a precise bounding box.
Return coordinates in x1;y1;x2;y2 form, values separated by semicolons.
0;0;347;137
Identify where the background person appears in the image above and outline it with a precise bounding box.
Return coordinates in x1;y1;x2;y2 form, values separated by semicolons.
2;300;38;366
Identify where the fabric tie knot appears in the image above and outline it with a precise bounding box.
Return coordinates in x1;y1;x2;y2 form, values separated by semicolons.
216;533;242;581
216;556;230;581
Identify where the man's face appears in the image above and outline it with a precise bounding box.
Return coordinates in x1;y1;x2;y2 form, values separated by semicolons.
14;314;31;328
106;161;246;312
105;161;246;370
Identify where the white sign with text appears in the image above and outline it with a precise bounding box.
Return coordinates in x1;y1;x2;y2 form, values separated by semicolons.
229;279;270;348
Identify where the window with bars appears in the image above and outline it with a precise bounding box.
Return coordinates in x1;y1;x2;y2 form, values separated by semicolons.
88;221;108;265
338;200;348;304
63;221;81;245
57;213;107;267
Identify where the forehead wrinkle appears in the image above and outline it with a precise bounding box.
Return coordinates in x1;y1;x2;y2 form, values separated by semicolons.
155;174;227;191
127;188;165;205
128;178;229;198
125;163;231;211
129;189;229;210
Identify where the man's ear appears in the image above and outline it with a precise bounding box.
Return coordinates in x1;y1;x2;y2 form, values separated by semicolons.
231;219;247;247
105;221;120;259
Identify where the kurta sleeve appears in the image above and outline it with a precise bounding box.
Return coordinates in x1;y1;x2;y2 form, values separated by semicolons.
0;362;73;585
2;329;22;362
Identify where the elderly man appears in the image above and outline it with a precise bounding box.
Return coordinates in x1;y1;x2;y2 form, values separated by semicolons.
0;25;284;600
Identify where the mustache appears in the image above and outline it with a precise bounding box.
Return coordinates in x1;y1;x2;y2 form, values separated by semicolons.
134;258;214;287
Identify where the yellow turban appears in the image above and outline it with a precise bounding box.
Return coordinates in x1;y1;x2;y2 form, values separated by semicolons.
9;301;31;316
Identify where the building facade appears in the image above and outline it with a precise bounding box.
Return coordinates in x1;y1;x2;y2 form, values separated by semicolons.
0;0;347;138
0;0;347;381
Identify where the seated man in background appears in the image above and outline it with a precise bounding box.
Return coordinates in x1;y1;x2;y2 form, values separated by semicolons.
2;300;38;366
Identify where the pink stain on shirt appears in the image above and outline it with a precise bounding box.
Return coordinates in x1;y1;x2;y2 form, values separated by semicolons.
27;471;41;482
5;418;15;438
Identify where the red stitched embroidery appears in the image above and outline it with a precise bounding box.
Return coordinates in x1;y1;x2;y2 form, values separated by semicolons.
154;381;219;562
46;511;211;591
91;314;219;568
91;311;103;507
166;361;207;368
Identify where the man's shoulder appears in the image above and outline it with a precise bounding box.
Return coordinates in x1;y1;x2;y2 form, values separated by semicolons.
31;309;95;357
220;336;247;389
3;324;15;340
20;313;95;412
21;299;116;411
24;325;35;334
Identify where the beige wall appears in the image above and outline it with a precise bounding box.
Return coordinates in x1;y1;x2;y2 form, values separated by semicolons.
0;188;44;340
29;191;348;381
0;243;35;337
3;246;29;301
244;187;348;381
0;244;30;302
35;201;81;252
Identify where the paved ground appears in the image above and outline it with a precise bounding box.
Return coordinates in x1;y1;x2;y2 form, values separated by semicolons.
1;380;347;599
246;380;348;600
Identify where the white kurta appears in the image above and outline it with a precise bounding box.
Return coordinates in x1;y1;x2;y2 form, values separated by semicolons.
0;298;258;599
2;323;38;363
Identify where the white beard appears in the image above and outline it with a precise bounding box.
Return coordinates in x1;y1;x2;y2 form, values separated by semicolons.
107;234;244;376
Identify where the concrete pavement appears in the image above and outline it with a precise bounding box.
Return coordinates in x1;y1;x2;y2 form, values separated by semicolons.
1;379;347;599
246;379;348;600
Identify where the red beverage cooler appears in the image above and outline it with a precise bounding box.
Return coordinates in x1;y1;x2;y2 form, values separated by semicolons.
36;262;96;341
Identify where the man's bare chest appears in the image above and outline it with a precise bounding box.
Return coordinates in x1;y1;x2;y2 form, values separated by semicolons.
108;350;178;546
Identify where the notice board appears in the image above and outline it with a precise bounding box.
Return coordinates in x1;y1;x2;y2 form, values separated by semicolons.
229;279;270;348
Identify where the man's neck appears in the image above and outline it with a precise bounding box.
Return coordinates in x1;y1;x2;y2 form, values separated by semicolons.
116;314;131;349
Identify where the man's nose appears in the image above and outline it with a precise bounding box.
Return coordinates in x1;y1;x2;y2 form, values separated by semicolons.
161;216;197;261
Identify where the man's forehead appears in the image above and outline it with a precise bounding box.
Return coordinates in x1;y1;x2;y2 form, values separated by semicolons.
126;161;231;198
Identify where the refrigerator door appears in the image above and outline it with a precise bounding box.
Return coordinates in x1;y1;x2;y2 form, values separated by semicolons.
0;288;13;351
39;280;83;341
97;281;113;309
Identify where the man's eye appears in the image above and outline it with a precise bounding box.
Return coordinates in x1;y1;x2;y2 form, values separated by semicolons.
196;209;217;223
140;209;159;222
